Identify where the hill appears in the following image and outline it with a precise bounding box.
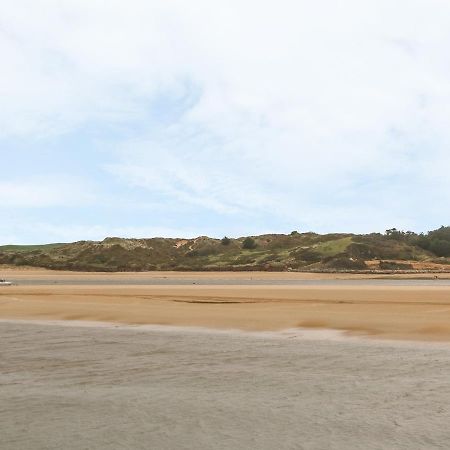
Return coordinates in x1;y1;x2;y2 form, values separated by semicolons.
1;228;450;272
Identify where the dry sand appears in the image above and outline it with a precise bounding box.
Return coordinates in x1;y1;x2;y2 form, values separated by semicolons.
1;269;450;341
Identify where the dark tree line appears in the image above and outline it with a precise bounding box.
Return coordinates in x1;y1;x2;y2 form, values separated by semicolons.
385;226;450;257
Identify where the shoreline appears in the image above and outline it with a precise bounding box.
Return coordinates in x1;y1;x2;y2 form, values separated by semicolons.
2;266;450;280
3;318;450;349
0;317;357;340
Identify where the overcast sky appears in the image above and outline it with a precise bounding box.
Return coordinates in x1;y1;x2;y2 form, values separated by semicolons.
1;0;450;244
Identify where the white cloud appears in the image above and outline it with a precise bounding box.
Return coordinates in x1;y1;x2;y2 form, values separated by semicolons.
1;0;450;233
2;0;450;138
0;177;95;207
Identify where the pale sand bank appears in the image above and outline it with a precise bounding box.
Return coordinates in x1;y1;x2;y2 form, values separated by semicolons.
0;318;365;344
2;269;450;341
2;320;450;449
2;278;450;341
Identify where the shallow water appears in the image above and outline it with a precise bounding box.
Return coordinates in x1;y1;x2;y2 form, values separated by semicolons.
2;321;450;449
8;277;450;286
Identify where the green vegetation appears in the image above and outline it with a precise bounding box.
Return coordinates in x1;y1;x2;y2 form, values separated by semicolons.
242;237;257;250
0;243;66;253
415;227;450;257
312;237;353;257
0;227;449;272
382;226;450;258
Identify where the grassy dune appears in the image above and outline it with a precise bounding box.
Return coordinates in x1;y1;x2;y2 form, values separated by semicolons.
1;230;449;272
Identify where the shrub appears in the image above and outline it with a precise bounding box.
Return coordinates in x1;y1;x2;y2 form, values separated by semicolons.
430;239;450;257
221;236;231;246
242;237;257;249
292;248;321;262
347;243;373;259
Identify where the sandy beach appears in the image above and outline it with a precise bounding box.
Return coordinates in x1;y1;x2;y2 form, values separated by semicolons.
1;269;450;341
3;270;450;449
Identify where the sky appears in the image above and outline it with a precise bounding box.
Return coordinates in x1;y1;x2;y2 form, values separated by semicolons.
1;0;450;244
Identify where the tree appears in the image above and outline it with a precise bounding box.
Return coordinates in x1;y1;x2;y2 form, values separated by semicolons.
429;226;450;242
415;234;430;250
221;236;231;246
385;228;404;240
242;237;257;249
430;239;450;257
415;227;450;254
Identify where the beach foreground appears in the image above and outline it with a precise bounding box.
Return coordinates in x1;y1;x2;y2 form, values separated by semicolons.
1;270;450;341
2;320;450;450
3;271;450;449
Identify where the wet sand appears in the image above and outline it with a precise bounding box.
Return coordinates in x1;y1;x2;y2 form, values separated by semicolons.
3;267;450;281
1;268;450;340
2;320;450;450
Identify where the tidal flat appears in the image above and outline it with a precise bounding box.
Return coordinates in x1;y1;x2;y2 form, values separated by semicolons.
2;320;450;450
